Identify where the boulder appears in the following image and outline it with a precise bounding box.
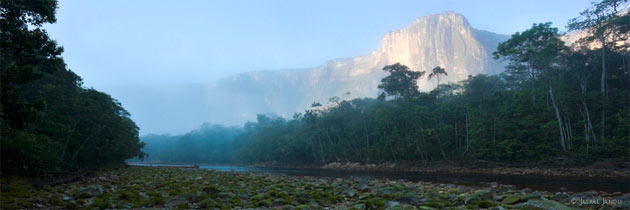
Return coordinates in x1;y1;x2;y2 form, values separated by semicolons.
502;195;521;204
514;199;573;210
164;197;188;208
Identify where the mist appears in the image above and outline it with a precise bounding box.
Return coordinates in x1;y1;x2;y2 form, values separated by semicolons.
4;0;629;208
43;0;592;135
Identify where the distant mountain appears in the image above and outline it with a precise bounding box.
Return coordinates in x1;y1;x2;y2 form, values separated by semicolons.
116;12;510;134
206;12;508;119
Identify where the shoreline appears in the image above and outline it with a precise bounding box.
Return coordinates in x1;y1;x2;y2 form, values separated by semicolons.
129;160;630;179
317;162;630;179
247;161;630;179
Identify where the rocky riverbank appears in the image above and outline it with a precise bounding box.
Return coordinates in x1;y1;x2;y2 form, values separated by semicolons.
320;162;630;178
1;166;629;209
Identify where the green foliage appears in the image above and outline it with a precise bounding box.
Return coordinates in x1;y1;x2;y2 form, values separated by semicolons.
378;63;424;100
137;124;242;163
140;6;629;164
1;0;144;176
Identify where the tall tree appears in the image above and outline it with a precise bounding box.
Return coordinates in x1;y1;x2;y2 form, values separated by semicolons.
1;0;145;176
494;23;569;152
427;66;448;89
377;63;424;100
568;0;630;141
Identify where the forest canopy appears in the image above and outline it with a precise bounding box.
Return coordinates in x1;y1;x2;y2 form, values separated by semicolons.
1;0;145;176
137;0;629;166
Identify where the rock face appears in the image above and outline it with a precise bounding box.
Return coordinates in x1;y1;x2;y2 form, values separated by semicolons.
205;12;508;122
121;12;510;134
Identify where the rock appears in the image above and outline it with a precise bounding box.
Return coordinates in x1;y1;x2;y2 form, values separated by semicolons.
386;200;400;208
521;188;532;193
79;187;102;198
182;193;196;202
477;199;498;208
139;191;149;199
514;199;573;210
352;204;366;209
487;182;499;188
478;188;493;199
502;195;521;204
619;198;630;209
464;194;480;205
376;187;392;195
521;192;543;201
448;194;458;202
488;206;507;210
616;194;630;201
615;194;630;208
164;197;187;208
550;193;569;202
493;194;505;201
202;186;220;196
345;189;356;198
357;183;370;192
574;190;597;198
61;195;72;201
395;193;420;205
272;198;286;206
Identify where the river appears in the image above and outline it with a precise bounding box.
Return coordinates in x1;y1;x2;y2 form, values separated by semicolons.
128;163;629;193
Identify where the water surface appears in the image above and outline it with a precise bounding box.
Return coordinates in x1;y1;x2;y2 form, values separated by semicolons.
129;163;629;193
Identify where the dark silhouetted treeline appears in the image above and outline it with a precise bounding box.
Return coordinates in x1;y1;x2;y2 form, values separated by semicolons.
1;0;145;176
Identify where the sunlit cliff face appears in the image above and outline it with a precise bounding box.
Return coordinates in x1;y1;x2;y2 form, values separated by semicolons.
345;11;505;92
117;12;510;134
204;12;508;124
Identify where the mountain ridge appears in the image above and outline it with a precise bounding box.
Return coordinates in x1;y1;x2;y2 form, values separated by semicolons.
208;11;509;117
115;12;511;134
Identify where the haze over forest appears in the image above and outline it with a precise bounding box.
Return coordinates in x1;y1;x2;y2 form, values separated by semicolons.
2;0;629;209
45;0;593;135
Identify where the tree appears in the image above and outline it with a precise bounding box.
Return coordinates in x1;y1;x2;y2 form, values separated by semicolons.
494;22;569;152
427;66;448;89
1;0;145;176
377;63;424;100
568;0;630;142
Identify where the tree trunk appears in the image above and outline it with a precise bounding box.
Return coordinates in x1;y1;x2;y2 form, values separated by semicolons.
419;126;428;163
600;36;607;142
363;116;370;163
464;111;470;157
436;119;446;160
317;135;325;163
311;142;318;162
529;65;536;105
455;122;459;150
548;83;567;152
492;117;496;151
579;107;592;154
69;135;94;166
564;116;572;150
437;76;440;89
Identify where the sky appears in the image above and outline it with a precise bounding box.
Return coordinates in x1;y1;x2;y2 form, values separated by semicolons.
44;0;593;134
